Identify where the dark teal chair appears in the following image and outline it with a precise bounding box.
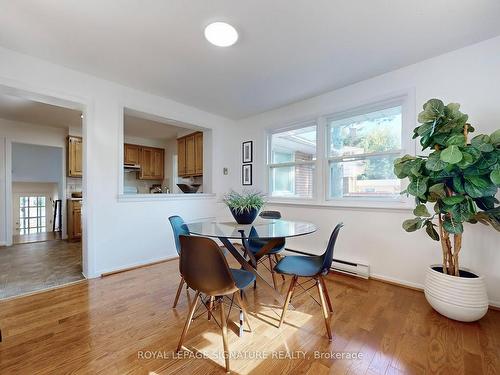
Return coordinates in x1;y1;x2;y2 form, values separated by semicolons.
246;211;286;289
274;223;343;341
169;215;190;308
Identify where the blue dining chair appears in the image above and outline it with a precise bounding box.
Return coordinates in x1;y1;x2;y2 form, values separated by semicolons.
274;223;343;341
169;215;190;308
246;211;286;289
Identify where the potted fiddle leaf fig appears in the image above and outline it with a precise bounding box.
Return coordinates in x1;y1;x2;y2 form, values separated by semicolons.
223;190;266;224
394;98;499;322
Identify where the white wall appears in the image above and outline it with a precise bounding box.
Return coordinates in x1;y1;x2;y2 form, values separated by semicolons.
12;142;62;183
0;138;5;245
0;45;239;277
235;36;500;306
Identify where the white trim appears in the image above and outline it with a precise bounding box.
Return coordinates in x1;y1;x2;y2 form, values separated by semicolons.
370;272;424;290
97;254;178;276
5;139;12;246
0;81;93;278
267;198;413;211
117;193;216;202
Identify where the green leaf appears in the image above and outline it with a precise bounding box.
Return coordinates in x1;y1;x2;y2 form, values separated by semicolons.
446;134;466;146
474;196;498;210
428;183;446;198
491;129;500;146
442;195;465;205
407;178;428;197
491;169;500;185
471;134;494;152
425;221;440;241
402;218;423;232
418;99;445;123
464;175;498;198
426;152;448;171
445;102;461;118
440;145;463;164
452;176;465;194
443;217;464;234
413;204;431;217
456;152;474;169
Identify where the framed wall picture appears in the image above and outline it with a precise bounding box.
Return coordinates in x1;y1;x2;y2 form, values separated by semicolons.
242;141;253;163
242;164;252;185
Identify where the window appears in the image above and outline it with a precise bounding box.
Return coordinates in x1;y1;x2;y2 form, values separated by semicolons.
268;124;316;198
19;196;47;234
327;106;402;199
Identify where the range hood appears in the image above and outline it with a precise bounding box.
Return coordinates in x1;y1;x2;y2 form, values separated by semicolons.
124;163;141;171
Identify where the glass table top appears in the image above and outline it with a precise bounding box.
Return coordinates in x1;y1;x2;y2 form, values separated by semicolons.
186;219;317;240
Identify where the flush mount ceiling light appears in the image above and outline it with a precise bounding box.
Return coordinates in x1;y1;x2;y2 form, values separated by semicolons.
204;22;238;47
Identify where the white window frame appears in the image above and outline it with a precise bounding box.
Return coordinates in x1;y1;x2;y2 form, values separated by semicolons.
265;92;415;209
325;98;406;204
267;121;318;201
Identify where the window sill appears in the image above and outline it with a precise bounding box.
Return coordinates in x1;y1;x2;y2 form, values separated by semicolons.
266;198;413;211
118;193;216;202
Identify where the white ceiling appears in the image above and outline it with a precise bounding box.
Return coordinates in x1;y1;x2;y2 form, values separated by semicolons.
1;1;500;119
0;92;82;129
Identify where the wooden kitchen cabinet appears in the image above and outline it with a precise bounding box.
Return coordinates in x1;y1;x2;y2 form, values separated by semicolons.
177;137;186;176
67;200;82;241
124;143;141;165
195;132;203;175
185;134;196;175
138;146;164;180
177;132;203;177
67;136;83;177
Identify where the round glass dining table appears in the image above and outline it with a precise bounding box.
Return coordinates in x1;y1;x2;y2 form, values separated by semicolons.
186;219;317;306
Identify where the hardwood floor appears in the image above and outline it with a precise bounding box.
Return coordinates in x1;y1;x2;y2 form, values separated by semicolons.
0;239;84;299
12;231;62;245
0;258;498;374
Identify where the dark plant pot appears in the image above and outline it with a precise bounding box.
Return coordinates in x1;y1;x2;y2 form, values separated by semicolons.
229;207;259;224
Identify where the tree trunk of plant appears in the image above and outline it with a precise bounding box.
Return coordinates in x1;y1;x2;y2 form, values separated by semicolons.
438;214;461;276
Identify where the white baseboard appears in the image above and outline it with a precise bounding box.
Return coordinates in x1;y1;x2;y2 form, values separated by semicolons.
98;254;178;277
370;273;424;291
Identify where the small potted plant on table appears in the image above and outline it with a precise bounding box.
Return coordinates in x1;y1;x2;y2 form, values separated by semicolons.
394;98;499;322
223;190;266;225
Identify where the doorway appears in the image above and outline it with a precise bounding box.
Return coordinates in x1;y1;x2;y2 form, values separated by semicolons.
0;89;86;299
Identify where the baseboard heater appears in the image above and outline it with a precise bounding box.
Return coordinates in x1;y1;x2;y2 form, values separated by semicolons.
285;248;370;279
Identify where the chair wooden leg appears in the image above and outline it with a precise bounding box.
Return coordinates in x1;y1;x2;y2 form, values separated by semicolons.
220;299;230;373
279;275;298;327
208;296;215;321
269;256;278;289
320;275;333;313
274;254;286;281
316;279;333;341
176;291;201;352
253;262;257;289
235;291;252;333
173;276;185;308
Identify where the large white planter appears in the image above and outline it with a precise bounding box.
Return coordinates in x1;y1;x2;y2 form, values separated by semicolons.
424;265;488;322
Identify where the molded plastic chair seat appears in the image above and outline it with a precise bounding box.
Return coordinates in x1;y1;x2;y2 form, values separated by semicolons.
274;255;324;277
247;238;284;255
230;268;256;290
